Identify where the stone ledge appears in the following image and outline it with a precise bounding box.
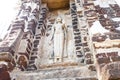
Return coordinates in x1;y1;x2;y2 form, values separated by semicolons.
39;62;78;69
10;66;97;80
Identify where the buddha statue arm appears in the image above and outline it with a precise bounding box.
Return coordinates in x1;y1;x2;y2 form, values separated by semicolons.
63;23;67;40
51;25;55;41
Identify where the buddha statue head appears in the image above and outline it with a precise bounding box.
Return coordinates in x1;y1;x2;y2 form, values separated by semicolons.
56;16;62;23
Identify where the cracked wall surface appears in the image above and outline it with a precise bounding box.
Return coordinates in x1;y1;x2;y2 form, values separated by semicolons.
0;0;120;80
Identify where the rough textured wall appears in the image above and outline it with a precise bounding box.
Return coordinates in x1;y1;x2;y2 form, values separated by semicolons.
0;0;120;80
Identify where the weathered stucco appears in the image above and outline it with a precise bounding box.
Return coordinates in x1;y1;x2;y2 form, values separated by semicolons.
0;0;120;80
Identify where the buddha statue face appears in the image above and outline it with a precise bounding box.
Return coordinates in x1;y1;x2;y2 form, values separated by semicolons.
56;17;62;23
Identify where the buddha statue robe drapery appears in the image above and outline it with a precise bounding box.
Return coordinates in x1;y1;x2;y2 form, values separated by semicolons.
51;16;67;62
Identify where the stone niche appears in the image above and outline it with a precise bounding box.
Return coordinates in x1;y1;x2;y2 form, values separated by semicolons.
42;0;70;10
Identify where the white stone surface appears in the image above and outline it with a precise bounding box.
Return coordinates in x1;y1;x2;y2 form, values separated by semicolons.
18;39;28;53
112;17;120;22
89;21;109;36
